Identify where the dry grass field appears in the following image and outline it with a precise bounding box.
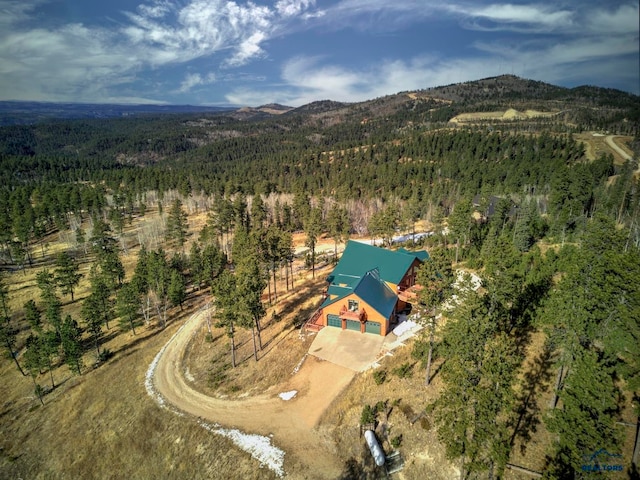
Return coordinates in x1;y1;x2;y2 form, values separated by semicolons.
1;209;637;479
574;132;634;164
0;296;277;480
0;207;277;479
449;109;560;124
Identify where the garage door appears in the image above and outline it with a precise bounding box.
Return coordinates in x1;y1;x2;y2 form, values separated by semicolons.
346;319;361;331
365;322;381;335
327;314;342;328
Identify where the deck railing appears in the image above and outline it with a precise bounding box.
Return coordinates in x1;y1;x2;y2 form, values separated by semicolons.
339;305;367;321
304;307;324;333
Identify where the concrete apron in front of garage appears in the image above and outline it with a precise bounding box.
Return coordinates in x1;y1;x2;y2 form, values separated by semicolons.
308;326;422;372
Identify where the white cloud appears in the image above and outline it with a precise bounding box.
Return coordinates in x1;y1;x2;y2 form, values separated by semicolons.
0;0;46;26
585;3;639;35
228;11;639;107
306;0;442;31
178;72;217;93
0;0;316;102
448;3;574;32
224;31;268;68
475;32;639;89
0;0;636;103
479;35;638;66
276;0;315;18
226;54;505;106
138;1;173;19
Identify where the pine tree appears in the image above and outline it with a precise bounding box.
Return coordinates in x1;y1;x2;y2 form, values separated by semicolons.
82;290;104;359
201;243;226;290
24;299;42;333
189;242;204;290
0;314;26;376
292;191;310;230
250;194;266;230
545;350;621;477
540;215;636;475
278;231;294;291
54;251;83;301
23;334;45;378
87;267;114;330
90;219;123;289
60;315;83;374
37;269;63;340
213;269;238;367
0;272;10;319
416;248;454;385
234;255;266;361
304;207;323;279
132;245;151;325
433;280;520;479
165;198;189;249
116;282;140;334
168;270;186;310
147;249;170;327
327;204;350;261
448;199;474;263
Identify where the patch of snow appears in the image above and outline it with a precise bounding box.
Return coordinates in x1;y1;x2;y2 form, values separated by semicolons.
441;271;484;311
278;390;297;401
391;231;434;244
353;232;434;247
292;354;307;374
454;270;482;291
199;421;286;478
393;320;419;337
184;367;195;383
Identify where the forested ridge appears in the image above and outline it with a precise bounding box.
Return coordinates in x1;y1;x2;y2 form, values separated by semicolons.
1;75;639;479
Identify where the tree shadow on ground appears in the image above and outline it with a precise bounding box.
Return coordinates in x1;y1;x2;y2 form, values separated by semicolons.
338;443;388;480
509;339;555;454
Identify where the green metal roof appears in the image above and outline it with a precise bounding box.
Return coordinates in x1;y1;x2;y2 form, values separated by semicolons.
397;247;430;261
326;241;428;286
321;270;398;319
353;271;398;320
321;282;352;308
322;241;429;313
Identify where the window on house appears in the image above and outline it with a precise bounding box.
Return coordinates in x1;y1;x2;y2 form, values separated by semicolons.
348;299;359;311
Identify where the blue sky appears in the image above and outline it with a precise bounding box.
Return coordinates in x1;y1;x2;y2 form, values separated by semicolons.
1;0;638;106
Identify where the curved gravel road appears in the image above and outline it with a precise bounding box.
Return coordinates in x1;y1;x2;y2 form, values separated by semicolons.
147;306;355;479
606;135;633;161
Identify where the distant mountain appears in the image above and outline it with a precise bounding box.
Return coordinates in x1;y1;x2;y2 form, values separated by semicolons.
256;103;293;113
418;75;639;107
1;75;637;130
228;103;294;121
288;100;350;114
0;101;235;125
277;75;639;131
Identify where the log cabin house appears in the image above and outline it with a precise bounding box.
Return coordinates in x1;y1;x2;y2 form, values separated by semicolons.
308;241;429;336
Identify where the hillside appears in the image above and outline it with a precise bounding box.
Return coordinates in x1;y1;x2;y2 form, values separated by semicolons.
0;101;235;126
268;75;639;133
3;75;638;131
0;75;639;479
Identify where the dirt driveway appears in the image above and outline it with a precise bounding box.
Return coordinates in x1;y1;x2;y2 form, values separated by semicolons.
149;307;357;479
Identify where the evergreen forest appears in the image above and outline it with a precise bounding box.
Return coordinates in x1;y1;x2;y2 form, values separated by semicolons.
0;75;639;479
